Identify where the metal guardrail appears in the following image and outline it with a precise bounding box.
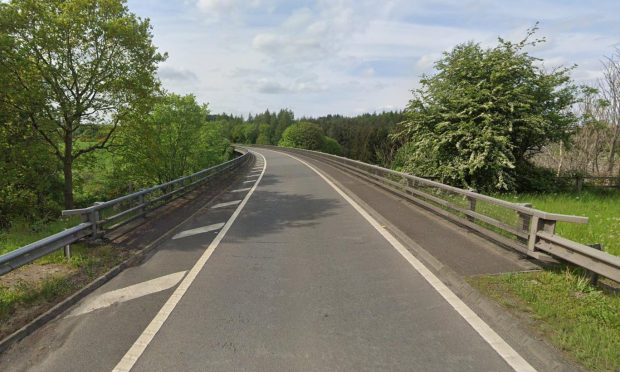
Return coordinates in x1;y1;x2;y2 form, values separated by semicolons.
0;149;251;275
270;146;620;283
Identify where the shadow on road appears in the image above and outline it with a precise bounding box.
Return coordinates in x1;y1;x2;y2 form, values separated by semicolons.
227;189;340;241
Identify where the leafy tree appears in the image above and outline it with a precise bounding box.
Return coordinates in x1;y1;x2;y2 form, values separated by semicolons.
279;122;325;150
273;109;294;144
241;123;259;144
393;27;578;191
115;94;230;187
0;0;165;208
0;104;63;227
256;124;272;144
322;136;342;155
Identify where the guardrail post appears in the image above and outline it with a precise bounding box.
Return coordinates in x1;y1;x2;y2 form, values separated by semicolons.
527;216;556;255
138;192;146;216
587;243;602;285
63;228;71;259
466;189;477;222
516;203;532;244
89;202;103;239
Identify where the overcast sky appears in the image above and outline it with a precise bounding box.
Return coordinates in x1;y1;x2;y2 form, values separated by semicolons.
126;0;620;117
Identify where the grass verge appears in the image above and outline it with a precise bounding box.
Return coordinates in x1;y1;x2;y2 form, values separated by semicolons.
0;243;129;340
469;268;620;371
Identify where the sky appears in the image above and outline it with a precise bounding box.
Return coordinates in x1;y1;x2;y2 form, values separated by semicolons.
126;0;620;118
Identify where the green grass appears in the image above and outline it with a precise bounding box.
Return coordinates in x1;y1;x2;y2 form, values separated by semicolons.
0;218;80;256
496;190;620;256
470;268;620;371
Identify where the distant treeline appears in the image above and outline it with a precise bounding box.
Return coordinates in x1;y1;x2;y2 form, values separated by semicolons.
213;110;405;166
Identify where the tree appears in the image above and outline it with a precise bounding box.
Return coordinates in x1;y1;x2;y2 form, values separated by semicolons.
599;49;620;176
256;124;272;144
116;93;231;186
279;122;325;150
0;0;165;208
322;136;342;155
393;27;578;191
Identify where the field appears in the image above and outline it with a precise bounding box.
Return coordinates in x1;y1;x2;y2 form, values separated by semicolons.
497;189;620;256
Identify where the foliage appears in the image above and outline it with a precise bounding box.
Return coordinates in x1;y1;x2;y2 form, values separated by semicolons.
0;0;165;208
0;99;63;227
218;110;403;165
115;93;231;187
307;112;404;164
256;124;272;145
393;27;579;192
322;136;343;155
278;122;326;150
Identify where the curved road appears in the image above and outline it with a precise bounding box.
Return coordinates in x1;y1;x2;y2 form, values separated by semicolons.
2;148;561;371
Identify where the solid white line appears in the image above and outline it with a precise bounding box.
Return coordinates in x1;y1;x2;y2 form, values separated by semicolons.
172;223;226;240
281;152;536;372
211;200;242;209
67;271;187;318
231;187;252;193
242;180;255;184
112;152;267;372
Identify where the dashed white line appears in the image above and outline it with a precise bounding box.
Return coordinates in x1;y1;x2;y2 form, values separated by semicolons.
281;151;536;372
172;223;226;240
211;200;242;209
67;271;187;318
231;187;252;193
112;152;267;372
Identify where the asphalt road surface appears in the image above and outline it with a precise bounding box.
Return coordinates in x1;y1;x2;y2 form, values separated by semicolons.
2;148;565;371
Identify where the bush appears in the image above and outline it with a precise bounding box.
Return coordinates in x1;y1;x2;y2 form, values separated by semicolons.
322;136;342;155
513;163;570;193
278;122;325;150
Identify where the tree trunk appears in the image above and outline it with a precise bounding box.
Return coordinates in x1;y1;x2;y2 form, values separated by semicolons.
556;140;564;176
608;128;619;176
63;135;74;209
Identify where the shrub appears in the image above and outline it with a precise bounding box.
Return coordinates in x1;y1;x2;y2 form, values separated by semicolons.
278;122;325;150
322;136;342;155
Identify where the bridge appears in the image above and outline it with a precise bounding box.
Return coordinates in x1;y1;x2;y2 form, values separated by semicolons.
0;147;599;371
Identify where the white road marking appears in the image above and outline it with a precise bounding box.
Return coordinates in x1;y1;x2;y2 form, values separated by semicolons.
246;174;259;178
112;152;267;372
243;180;255;184
211;200;242;209
231;187;252;193
67;271;187;318
281;151;536;372
172;223;225;240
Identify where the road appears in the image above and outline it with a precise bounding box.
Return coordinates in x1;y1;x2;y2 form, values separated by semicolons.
1;148;570;371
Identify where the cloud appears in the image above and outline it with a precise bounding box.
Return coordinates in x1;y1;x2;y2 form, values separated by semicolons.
196;0;260;13
157;66;199;82
128;0;620;117
252;75;327;94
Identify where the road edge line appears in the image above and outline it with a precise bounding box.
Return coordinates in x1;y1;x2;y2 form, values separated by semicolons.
112;151;267;372
281;151;536;372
